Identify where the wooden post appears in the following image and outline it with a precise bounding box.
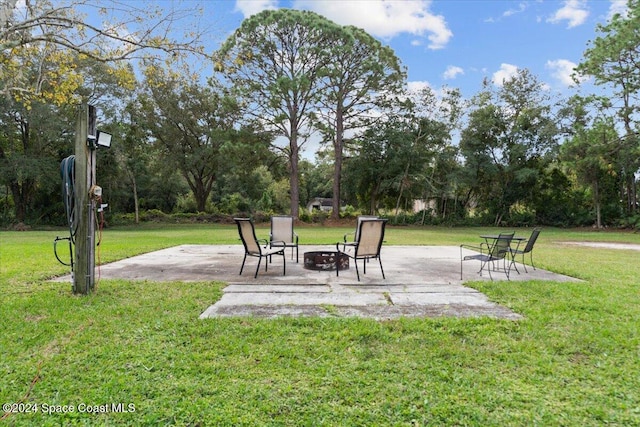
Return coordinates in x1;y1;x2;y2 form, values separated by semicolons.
73;104;97;294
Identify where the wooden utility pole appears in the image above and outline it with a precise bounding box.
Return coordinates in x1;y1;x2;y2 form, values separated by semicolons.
73;104;97;294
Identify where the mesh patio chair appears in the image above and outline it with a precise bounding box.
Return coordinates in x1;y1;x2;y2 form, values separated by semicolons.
336;218;387;281
235;218;286;279
460;232;515;280
270;215;299;262
509;228;541;274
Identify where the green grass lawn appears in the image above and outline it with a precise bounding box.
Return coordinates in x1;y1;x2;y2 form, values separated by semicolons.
1;224;640;426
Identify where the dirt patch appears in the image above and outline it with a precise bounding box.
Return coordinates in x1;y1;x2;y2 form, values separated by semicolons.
562;242;640;251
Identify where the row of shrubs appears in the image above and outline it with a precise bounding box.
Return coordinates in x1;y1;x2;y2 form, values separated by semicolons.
105;207;529;227
108;208;356;226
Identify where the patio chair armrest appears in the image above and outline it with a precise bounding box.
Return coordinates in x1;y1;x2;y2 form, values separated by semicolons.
293;232;299;244
270;240;286;247
258;238;269;247
337;241;357;252
460;243;485;253
511;240;524;252
343;231;355;242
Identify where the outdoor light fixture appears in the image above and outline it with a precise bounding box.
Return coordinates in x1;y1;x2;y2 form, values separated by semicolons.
96;131;112;148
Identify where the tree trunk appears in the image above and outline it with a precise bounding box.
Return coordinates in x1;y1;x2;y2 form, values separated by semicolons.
124;167;140;224
594;179;602;229
395;162;411;216
194;183;207;212
332;150;342;220
627;173;636;215
369;181;381;215
132;176;139;224
10;182;27;223
10;179;36;223
290;133;300;218
331;106;344;220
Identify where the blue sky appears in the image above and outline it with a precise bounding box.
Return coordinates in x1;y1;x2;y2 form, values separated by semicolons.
193;0;626;99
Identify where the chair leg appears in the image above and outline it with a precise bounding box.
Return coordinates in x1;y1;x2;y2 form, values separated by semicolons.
530;252;536;270
478;259;487;277
485;259;493;280
282;251;286;276
378;256;385;279
354;259;360;281
240;253;247;275
254;257;261;279
509;252;520;275
521;252;528;273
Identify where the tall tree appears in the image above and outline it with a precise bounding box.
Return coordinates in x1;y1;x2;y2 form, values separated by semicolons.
0;96;64;223
561;117;619;228
0;47;133;223
347;116;442;215
402;85;463;222
216;9;341;218
108;103;151;223
313;25;405;219
138;66;243;212
575;0;640;215
460;70;558;225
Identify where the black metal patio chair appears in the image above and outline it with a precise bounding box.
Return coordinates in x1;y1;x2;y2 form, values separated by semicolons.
460;232;515;280
509;228;541;274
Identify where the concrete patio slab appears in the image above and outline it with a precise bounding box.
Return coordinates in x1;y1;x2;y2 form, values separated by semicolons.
55;244;580;320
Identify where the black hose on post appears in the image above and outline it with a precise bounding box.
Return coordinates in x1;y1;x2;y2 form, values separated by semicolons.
54;155;76;268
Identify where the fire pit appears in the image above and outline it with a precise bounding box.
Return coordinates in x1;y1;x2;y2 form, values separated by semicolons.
303;251;349;271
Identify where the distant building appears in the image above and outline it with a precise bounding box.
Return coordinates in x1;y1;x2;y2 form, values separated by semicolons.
307;197;333;212
307;197;336;213
413;199;436;213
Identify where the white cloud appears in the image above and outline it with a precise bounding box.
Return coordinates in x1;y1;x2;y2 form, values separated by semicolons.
608;0;628;20
235;0;277;18
293;0;452;49
492;63;519;87
546;59;588;86
547;0;589;28
233;0;453;49
407;80;432;93
483;2;527;23
502;2;528;18
443;65;464;80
